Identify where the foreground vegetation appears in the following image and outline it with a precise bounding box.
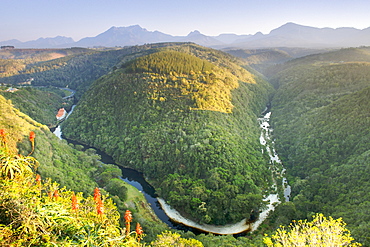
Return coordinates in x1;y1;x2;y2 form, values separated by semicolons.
0;94;170;242
0;129;360;246
0;129;205;246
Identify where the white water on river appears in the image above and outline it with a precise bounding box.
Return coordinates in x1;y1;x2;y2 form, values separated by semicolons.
250;112;291;231
157;111;291;234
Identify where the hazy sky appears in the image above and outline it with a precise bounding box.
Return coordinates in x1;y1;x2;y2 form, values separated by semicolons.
2;0;370;42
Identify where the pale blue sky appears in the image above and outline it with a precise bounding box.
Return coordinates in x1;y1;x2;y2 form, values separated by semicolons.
1;0;370;42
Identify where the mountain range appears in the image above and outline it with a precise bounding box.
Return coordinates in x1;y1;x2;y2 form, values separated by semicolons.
1;22;370;49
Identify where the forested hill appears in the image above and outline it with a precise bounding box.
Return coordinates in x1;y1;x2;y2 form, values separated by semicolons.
269;47;370;244
63;43;275;225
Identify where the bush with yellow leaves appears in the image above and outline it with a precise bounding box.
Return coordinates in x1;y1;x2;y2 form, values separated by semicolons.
263;213;362;247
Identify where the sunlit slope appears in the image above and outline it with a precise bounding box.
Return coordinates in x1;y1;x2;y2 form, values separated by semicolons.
64;44;274;225
0;86;70;127
1;47;132;98
0;94;100;193
0;48;90;77
269;46;370;83
270;47;370;244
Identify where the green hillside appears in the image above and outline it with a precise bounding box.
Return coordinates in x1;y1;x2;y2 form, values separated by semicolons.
0;47;130;98
63;44;274;225
0;48;90;77
269;47;370;244
0;94;168;240
0;86;73;127
268;46;370;82
224;47;332;76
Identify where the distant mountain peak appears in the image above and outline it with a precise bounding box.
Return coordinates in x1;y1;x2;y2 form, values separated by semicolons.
107;25;146;33
188;30;202;36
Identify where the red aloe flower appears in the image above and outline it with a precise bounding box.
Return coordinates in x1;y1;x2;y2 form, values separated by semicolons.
0;129;5;137
96;197;104;217
0;129;8;150
29;131;36;142
72;192;79;211
28;131;36;155
136;222;143;235
93;187;101;202
35;174;41;189
124;210;132;222
124;210;132;236
136;222;143;242
53;190;59;201
35;174;41;183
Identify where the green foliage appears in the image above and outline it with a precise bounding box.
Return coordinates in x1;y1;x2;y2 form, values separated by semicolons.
195;233;265;247
122;50;215;74
269;47;370;245
0;86;72;127
63;44;274;225
0;150;38;179
0;58;27;77
151;231;204;247
0;94;169;241
264;213;361;246
0;131;143;246
0;174;132;246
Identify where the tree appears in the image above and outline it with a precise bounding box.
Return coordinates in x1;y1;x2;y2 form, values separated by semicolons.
263;213;362;246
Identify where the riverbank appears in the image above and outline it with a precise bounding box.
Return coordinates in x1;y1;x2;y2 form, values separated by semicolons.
158;198;252;235
52;116;169;233
155;111;291;234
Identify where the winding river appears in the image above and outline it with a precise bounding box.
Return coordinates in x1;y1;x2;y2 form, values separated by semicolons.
53;100;290;235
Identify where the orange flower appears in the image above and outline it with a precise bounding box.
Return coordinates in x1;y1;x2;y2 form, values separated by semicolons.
135;222;143;235
29;131;36;142
53;190;59;201
71;192;79;211
96;197;104;216
124;210;132;236
124;210;132;223
136;222;143;242
35;174;41;187
28;131;36;155
94;187;101;202
0;129;7;148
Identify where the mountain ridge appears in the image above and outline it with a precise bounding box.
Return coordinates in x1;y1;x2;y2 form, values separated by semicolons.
2;22;370;49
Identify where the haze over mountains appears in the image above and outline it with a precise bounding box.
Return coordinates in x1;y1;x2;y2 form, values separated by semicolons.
2;22;370;49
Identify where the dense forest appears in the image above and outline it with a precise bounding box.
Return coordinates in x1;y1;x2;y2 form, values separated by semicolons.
0;44;369;246
63;44;275;225
266;47;370;245
0;86;74;127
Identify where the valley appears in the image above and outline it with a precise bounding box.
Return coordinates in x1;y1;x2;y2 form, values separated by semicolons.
0;43;368;246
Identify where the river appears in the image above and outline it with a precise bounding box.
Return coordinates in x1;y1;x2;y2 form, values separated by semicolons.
251;111;291;231
53;102;290;234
